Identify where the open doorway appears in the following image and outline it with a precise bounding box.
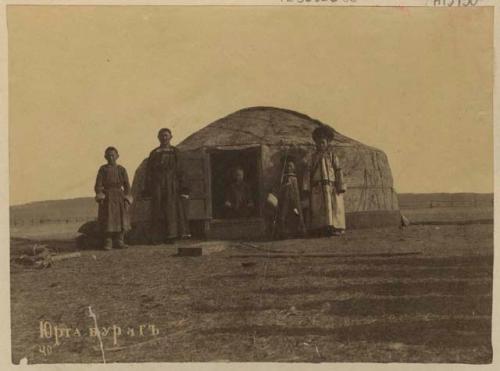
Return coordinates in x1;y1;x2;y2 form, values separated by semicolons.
210;147;261;219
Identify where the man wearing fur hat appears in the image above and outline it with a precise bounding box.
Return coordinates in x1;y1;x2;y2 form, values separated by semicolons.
303;125;346;237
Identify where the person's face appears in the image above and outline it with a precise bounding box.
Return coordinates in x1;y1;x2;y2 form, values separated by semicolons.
316;138;328;151
158;131;172;146
286;161;295;173
105;150;119;164
234;169;244;182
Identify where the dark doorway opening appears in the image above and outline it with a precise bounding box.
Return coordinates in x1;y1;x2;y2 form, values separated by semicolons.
210;147;261;219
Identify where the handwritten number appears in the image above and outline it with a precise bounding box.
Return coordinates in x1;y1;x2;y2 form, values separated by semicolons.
38;345;52;356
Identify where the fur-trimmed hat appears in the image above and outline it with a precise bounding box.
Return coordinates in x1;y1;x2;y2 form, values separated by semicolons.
312;125;335;143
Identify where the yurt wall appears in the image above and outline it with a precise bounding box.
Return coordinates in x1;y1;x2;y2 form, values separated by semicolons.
129;106;402;240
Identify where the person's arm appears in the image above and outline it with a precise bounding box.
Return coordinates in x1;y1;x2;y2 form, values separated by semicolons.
174;148;190;199
142;152;154;198
122;167;134;204
94;167;105;203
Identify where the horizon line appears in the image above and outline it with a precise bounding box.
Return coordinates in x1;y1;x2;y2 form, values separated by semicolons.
9;191;495;208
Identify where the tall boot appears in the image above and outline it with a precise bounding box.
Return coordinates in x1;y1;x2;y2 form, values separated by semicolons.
115;231;128;249
102;234;113;251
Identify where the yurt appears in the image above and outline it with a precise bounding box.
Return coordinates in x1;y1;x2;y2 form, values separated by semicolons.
129;107;400;241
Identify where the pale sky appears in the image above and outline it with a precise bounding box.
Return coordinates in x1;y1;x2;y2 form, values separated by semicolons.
7;5;493;205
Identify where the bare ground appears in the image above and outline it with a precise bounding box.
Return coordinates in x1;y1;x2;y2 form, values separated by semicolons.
10;222;493;364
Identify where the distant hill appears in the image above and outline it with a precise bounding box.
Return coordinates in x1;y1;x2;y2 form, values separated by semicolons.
398;193;493;209
10;197;96;225
9;192;493;226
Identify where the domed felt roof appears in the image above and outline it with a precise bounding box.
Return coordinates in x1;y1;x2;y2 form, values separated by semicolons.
178;106;376;151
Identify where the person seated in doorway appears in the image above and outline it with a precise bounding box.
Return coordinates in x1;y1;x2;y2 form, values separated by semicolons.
224;166;255;218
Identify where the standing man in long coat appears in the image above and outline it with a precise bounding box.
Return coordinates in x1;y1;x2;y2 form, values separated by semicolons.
142;128;190;244
303;125;347;237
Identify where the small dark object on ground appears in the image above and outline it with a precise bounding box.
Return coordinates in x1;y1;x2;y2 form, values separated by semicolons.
177;247;202;257
78;220;100;236
241;262;257;268
77;221;102;250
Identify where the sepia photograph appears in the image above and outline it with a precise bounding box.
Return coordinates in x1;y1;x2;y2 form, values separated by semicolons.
5;1;495;365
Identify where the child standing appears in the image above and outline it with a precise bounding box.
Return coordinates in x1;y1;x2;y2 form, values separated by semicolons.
94;147;133;250
275;159;306;239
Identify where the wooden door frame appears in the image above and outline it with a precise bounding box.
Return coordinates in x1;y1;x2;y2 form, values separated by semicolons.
207;145;263;219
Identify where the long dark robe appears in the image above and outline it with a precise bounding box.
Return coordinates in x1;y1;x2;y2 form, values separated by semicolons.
277;172;306;238
143;145;190;242
95;164;131;233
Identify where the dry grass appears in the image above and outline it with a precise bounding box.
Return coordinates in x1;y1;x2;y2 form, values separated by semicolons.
10;217;493;364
